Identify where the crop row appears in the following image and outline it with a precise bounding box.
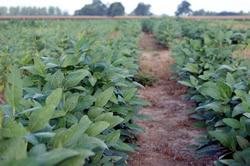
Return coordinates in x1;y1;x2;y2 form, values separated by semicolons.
152;18;250;165
0;20;150;165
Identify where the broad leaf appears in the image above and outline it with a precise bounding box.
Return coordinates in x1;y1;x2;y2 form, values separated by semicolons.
95;87;114;107
29;105;55;132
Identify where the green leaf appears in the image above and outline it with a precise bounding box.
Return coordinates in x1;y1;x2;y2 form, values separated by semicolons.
95;87;114;107
51;110;66;119
75;95;96;112
28;144;46;157
95;112;113;122
123;88;137;102
65;114;78;124
62;55;78;68
183;63;199;73
242;148;250;163
64;93;79;112
36;148;79;165
245;119;250;135
209;131;231;148
112;143;134;152
183;144;199;150
226;72;236;86
57;149;94;166
86;121;110;136
127;97;149;106
232;104;245;117
0;137;27;161
46;88;62;107
108;116;124;129
5;67;23;109
78;134;107;150
91;150;104;164
216;80;232;101
190;76;199;87
223;118;241;129
236;136;250;150
126;123;145;132
9;157;38;166
49;70;64;89
196;101;230;112
200;83;221;100
217;65;235;72
178;80;193;87
192;121;207;128
88;107;104;119
105;130;120;143
29;105;55;132
64;69;89;88
34;57;46;76
89;76;97;87
2;119;29;137
51;116;91;148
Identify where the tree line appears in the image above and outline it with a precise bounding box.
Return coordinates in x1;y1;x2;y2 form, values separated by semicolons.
175;0;250;16
0;0;152;17
0;0;249;17
0;6;69;16
74;0;152;16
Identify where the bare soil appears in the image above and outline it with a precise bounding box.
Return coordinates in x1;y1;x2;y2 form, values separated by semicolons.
128;33;216;166
108;31;121;39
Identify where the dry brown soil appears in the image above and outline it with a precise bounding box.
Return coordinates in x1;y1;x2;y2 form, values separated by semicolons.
128;33;216;166
108;31;121;39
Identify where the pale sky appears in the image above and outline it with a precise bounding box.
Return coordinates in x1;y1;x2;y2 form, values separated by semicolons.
1;0;250;15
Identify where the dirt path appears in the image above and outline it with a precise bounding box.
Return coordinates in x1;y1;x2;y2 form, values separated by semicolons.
129;33;216;166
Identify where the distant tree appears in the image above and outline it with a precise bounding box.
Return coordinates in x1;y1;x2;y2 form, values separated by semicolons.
0;7;8;16
41;7;48;16
217;11;241;16
74;0;107;16
63;11;69;16
192;9;245;16
9;7;20;16
175;1;192;16
192;9;206;16
48;6;55;16
132;3;152;16
107;2;125;16
55;7;62;16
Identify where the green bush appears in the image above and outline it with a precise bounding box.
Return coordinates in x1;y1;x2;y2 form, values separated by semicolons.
141;19;154;33
154;17;182;48
134;71;158;86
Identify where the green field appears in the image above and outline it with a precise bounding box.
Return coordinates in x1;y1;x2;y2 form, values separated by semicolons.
0;18;249;166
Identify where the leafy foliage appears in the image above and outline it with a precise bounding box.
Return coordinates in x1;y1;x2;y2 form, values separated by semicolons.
162;18;250;165
141;19;155;33
131;3;152;16
74;0;107;16
107;2;125;16
134;71;158;86
0;20;148;165
0;19;122;92
154;17;182;48
175;0;193;16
